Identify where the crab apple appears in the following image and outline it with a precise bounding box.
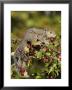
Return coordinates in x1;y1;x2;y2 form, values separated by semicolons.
19;66;25;76
43;57;49;63
58;54;61;61
42;47;48;52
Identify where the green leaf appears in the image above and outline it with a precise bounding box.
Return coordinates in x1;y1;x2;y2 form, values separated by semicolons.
46;52;51;56
45;63;49;67
35;76;41;79
35;51;44;59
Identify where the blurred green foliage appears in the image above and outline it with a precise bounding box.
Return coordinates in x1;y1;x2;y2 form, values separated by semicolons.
11;11;61;38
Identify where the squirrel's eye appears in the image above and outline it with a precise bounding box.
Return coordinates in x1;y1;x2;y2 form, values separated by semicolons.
37;39;39;41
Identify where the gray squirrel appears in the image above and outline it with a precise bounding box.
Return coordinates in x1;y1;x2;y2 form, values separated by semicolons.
11;28;56;73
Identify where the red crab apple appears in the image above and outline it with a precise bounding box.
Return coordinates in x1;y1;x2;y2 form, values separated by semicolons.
58;54;61;61
42;47;48;52
19;66;25;76
43;56;49;63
